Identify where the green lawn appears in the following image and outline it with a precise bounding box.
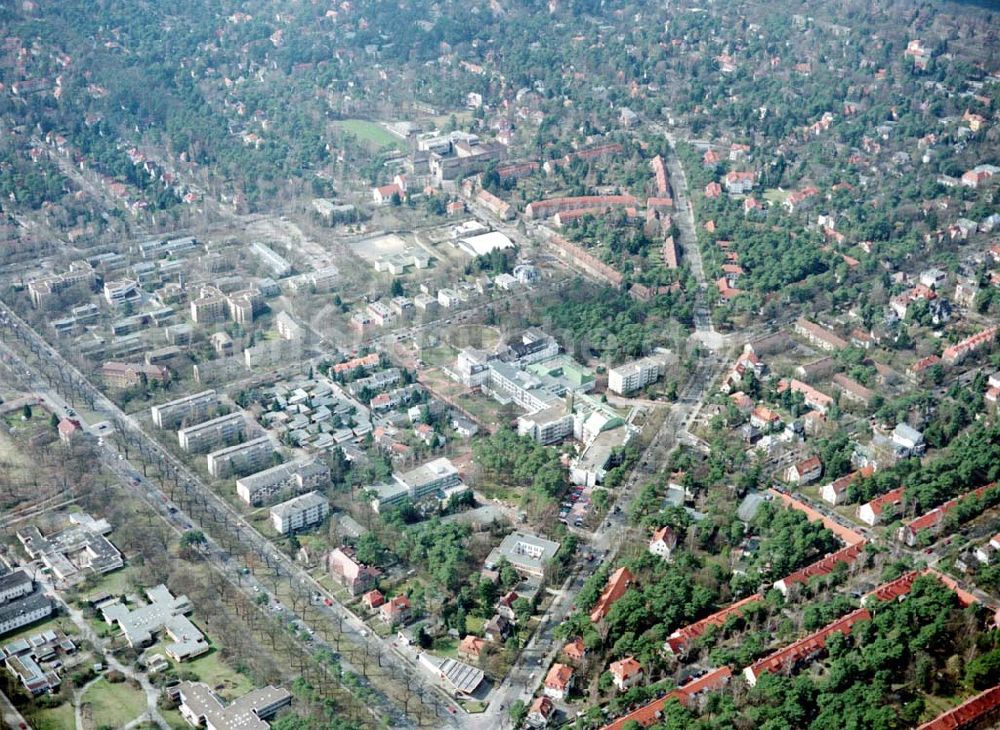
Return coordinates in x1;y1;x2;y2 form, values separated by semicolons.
334;119;400;149
178;649;253;699
79;567;133;602
466;616;486;635
762;187;789;204
81;678;147;728
0;616;77;644
431;637;459;658
29;702;75;730
461;700;487;714
162;708;192;730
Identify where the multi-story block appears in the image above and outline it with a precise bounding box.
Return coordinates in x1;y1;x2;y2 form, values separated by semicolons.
270;491;330;533
101;362;171;389
235;460;330;506
189;286;228;324
608;356;665;395
227;288;263;324
177;412;245;453
206;436;273;478
150;390;219;429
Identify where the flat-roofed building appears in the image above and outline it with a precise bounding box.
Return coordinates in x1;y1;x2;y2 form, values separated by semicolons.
270;491;329;534
0;589;52;638
484;532;561;579
608;355;666;395
236;460;330;506
178;412;245;453
150;390;219;429
190;286;228;324
15;513;123;587
206;436;273;479
101;585;209;661
174;681;292;730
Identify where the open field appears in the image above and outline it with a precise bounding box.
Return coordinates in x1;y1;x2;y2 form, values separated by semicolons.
179;649;254;699
80;677;147;729
334;119;401;150
29;702;75;730
446;324;501;351
762;187;789;204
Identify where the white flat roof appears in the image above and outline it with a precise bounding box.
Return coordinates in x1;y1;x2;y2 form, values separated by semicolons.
459;231;515;257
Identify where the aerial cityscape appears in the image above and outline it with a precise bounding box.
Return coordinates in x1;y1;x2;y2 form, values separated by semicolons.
0;1;998;729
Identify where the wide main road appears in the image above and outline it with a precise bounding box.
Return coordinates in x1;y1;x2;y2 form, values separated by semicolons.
0;302;461;729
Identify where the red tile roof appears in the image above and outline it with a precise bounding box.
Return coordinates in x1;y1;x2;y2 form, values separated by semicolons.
664;594;763;654
545;662;574;691
768;489;866;546
774;542;866;594
744;609;871;685
609;656;643;681
590;567;635;623
599;667;732;730
860;486;906;521
564;637;587;661
900;483;997;541
917;684;1000;730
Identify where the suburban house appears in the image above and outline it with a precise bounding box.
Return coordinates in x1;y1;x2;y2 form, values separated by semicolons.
589;567;636;623
327;547;380;596
609;656;644;692
527;696;554;728
379;595;412;627
458;635;486;661
543;663;574;700
821;467;875;506
857;487;906;526
786;455;823;485
648;526;678;561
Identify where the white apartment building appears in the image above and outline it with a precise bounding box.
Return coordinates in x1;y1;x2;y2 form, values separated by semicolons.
607;356;665;395
150;390;219;429
236;460;331;506
206;436;273;479
270;491;330;533
177;412;246;453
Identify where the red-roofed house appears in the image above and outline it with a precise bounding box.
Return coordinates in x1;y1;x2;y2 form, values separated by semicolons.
896;484;997;546
599;667;733;730
527;696;554;728
750;405;782;430
743;608;871;686
917;684;1000;730
458;635;486;661
328;547;380;596
379;595;412;626
590;567;635;623
857;487;905;526
908;355;941;380
58;418;81;443
794;317;848;351
773;542;866;597
724;171;755;194
821;466;875;506
496;591;519;622
777;378;834;415
363;589;385;610
609;657;643;692
785;455;823;486
704;182;722;198
564;637;587;662
663;594;764;656
862;571;919;606
543;663;574;700
942;326;999;365
649;527;678;561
